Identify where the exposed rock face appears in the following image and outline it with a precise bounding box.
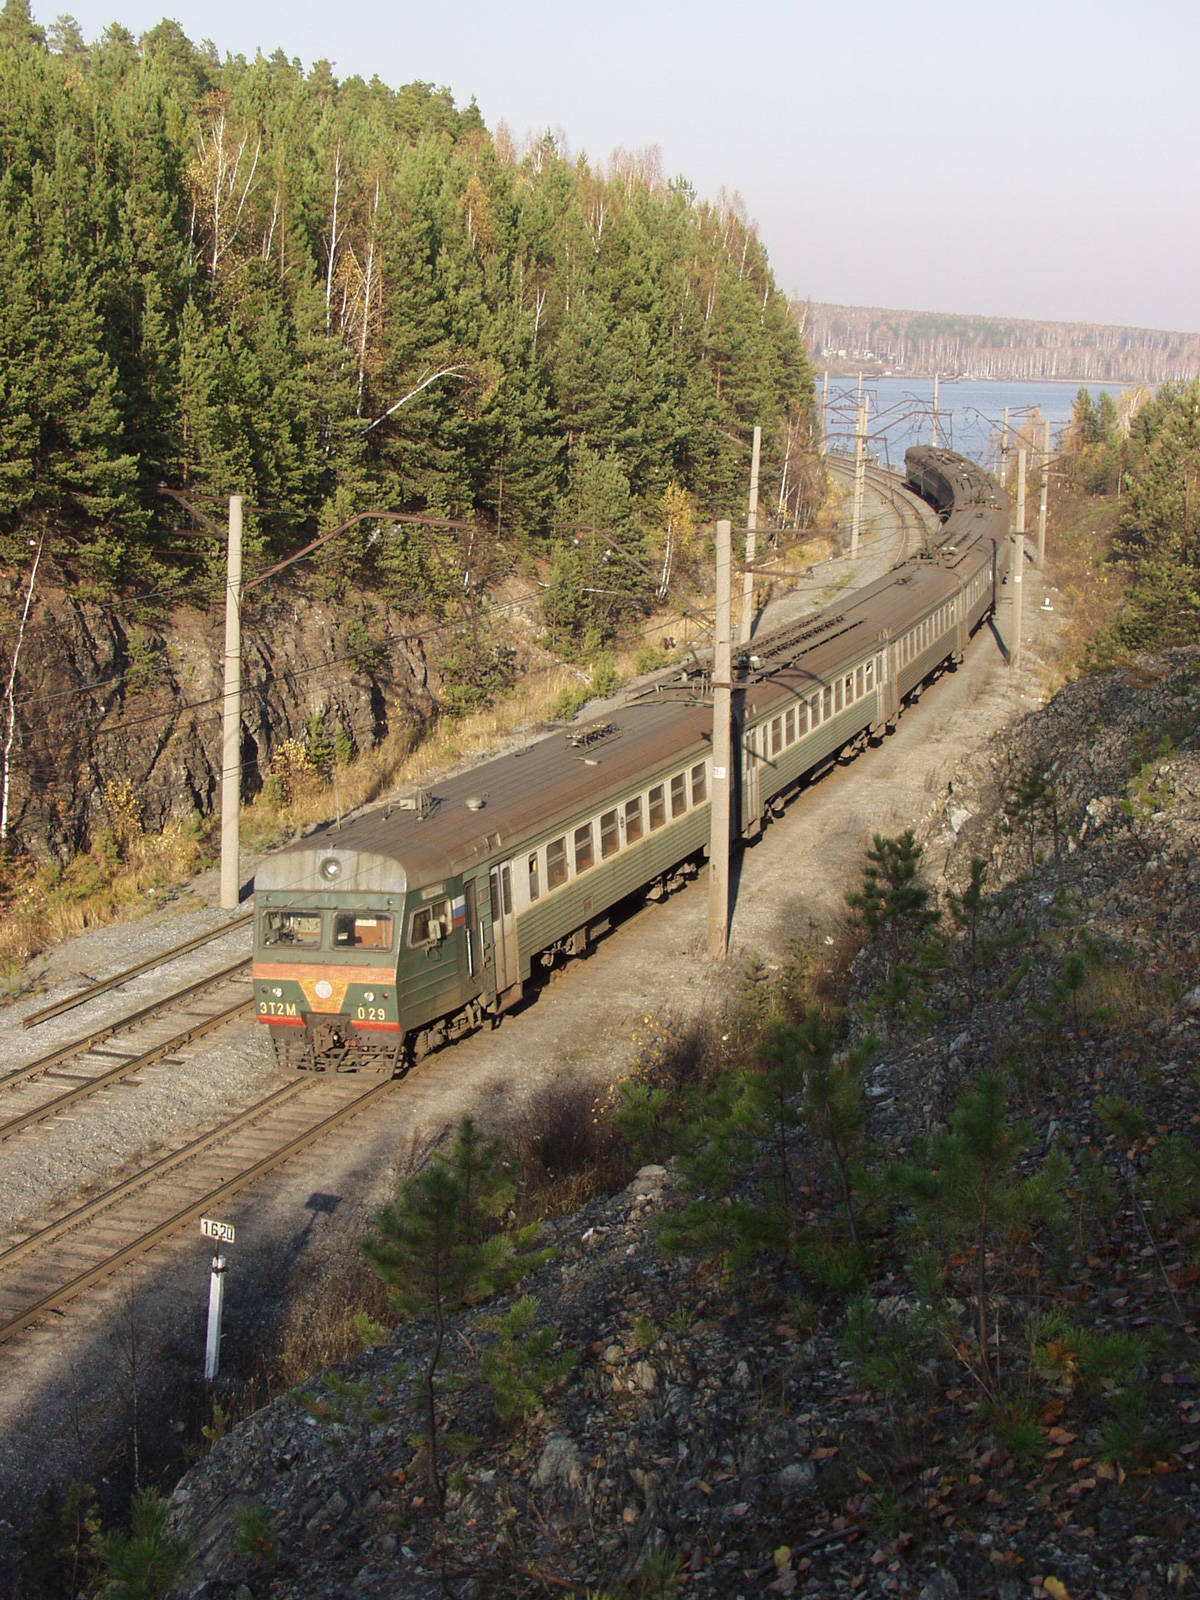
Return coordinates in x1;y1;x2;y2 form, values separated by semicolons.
2;581;436;860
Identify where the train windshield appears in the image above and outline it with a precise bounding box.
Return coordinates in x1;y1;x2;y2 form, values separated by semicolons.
261;910;322;947
333;912;394;951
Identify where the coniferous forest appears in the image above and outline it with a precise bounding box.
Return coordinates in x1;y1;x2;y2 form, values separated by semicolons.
0;0;815;641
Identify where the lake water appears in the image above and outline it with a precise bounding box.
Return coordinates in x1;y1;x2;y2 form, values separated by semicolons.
819;375;1140;476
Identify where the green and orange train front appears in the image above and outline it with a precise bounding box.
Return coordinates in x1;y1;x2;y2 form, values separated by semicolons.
252;841;471;1068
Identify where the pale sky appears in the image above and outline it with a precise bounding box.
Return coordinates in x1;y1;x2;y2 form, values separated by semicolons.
37;0;1200;333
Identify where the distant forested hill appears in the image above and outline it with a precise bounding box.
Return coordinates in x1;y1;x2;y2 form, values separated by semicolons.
0;0;812;624
805;302;1200;385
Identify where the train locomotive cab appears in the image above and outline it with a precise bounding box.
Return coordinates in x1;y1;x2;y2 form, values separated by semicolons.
253;844;415;1075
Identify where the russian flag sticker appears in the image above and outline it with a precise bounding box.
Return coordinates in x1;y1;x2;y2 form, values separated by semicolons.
451;895;467;929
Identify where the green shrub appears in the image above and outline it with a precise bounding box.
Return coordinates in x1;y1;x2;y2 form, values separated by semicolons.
1096;1095;1147;1144
1143;1135;1200;1220
589;652;620;697
16;1480;100;1600
547;683;589;722
479;1295;575;1423
234;1503;278;1564
96;1489;190;1600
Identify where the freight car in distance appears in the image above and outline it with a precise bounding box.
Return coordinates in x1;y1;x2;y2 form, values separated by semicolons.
252;446;1010;1075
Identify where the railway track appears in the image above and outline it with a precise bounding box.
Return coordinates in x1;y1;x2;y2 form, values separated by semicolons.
823;453;936;568
0;959;254;1140
0;1072;395;1344
20;910;253;1029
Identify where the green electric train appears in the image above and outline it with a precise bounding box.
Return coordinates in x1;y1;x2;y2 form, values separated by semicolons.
252;446;1008;1073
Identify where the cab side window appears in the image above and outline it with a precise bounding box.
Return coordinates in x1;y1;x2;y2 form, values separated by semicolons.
410;900;450;946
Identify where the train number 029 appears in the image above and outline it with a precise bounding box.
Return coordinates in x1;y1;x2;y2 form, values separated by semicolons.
356;1005;388;1021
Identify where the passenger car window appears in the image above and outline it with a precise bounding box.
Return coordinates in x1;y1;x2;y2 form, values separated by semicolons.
624;796;643;842
690;763;707;804
600;809;619;858
528;853;540;902
648;784;665;829
574;823;594;873
670;773;687;817
770;717;782;756
785;707;796;744
333;913;393;950
410;901;450;946
262;910;322;947
547;837;568;889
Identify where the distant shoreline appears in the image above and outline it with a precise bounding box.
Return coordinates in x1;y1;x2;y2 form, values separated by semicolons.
804;301;1199;389
815;369;1150;387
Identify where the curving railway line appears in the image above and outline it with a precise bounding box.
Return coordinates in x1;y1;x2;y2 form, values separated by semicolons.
0;449;1002;1347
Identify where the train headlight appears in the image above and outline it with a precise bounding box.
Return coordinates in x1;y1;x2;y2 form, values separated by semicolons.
363;990;375;1003
271;986;283;998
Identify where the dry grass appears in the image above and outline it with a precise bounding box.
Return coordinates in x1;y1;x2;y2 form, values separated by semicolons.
0;819;213;982
501;1074;635;1225
258;1257;395;1393
1040;477;1126;684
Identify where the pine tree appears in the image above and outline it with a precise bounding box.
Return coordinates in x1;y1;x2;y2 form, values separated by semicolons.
362;1117;552;1506
892;1073;1065;1392
845;830;939;965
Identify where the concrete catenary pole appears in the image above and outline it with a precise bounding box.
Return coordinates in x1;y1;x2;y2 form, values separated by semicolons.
707;519;733;960
1011;533;1024;670
1001;406;1010;485
219;494;243;911
850;397;868;559
1037;418;1050;568
932;373;939;447
1015;447;1027;536
820;370;829;455
741;424;761;645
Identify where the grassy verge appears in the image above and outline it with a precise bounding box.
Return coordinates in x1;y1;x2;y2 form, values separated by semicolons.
1041;476;1125;680
0;810;214;984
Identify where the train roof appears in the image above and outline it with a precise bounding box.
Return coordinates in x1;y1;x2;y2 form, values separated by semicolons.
255;695;714;896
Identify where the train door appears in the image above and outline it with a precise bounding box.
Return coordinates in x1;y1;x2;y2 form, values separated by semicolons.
462;877;486;991
742;723;761;835
488;863;519;995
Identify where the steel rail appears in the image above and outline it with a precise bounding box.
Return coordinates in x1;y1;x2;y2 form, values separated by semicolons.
0;995;254;1141
0;1077;312;1272
20;911;254;1029
1;957;252;1091
0;1075;397;1345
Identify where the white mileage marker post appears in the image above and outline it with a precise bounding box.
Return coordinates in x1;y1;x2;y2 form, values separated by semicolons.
200;1218;235;1380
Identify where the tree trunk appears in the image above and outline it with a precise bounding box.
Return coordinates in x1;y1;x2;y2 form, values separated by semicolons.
1;529;43;844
